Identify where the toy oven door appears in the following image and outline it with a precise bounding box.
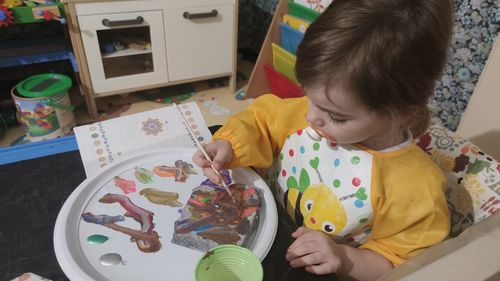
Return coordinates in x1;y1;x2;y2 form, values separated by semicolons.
78;10;168;94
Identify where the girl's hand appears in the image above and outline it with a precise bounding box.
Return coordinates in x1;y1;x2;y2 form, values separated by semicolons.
192;139;233;183
285;226;345;275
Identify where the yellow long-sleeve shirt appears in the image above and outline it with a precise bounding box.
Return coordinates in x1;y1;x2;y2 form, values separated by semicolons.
213;94;450;265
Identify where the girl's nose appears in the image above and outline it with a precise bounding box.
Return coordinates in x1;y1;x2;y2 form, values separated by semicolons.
312;118;325;127
306;112;326;127
305;113;337;142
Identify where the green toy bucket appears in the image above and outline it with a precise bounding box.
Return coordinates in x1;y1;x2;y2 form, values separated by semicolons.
195;245;263;281
12;73;76;141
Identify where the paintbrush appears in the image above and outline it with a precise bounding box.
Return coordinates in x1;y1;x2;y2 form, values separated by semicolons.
173;103;235;201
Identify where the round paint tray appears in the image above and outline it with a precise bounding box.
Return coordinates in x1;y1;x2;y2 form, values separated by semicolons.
54;149;277;281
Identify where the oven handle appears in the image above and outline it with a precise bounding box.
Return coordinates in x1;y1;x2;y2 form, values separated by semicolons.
183;9;218;20
102;16;144;27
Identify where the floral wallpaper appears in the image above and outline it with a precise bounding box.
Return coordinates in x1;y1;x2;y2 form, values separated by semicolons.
432;0;500;131
239;0;499;131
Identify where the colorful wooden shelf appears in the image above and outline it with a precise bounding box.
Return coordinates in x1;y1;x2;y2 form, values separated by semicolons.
0;38;78;72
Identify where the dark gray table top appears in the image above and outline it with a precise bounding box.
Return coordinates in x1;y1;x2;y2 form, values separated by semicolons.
0;150;336;281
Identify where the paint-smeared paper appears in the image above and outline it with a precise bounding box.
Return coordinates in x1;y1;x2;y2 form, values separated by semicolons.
74;103;211;177
172;183;261;252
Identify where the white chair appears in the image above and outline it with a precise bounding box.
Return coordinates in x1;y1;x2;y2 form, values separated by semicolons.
379;36;500;281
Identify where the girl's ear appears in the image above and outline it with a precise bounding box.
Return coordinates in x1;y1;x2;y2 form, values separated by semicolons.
386;108;414;135
406;105;431;138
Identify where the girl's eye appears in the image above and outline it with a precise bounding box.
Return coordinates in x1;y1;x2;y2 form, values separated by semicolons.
328;115;348;124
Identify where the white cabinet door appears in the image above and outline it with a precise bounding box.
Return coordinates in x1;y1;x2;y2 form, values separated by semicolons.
164;4;234;82
78;11;168;94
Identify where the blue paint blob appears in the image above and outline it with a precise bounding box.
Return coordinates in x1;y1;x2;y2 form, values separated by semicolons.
292;166;297;174
195;225;215;233
334;158;340;167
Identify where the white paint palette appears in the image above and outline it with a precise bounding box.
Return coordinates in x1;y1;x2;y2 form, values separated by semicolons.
54;149;278;281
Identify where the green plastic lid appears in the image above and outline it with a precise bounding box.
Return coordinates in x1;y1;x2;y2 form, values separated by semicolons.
16;73;72;98
195;245;263;281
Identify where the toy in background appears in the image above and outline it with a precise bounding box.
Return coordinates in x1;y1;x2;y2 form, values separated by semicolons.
11;73;75;142
0;6;14;27
16;102;56;131
0;0;23;8
28;0;56;4
198;95;231;116
100;34;152;54
140;83;196;105
0;0;67;26
293;0;332;13
34;6;65;24
27;0;66;24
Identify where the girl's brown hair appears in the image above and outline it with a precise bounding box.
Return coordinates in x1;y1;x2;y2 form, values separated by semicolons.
296;0;453;137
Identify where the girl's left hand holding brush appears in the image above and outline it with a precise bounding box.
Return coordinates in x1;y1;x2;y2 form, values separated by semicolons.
192;139;233;184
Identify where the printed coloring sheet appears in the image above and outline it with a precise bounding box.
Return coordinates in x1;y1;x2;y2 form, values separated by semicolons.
74;102;212;177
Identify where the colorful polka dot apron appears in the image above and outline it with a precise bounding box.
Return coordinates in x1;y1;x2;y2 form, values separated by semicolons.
275;127;374;246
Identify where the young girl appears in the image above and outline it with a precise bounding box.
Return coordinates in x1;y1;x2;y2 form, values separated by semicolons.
193;0;453;280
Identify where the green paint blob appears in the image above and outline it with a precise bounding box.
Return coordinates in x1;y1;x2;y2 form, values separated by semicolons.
333;179;341;188
135;167;154;183
351;156;361;165
359;218;368;223
87;234;109;245
279;153;284;160
313;143;320;151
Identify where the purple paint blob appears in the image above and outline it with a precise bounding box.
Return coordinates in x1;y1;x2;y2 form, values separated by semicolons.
201;170;231;188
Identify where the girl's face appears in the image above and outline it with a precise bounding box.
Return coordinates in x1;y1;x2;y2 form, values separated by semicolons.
306;87;404;150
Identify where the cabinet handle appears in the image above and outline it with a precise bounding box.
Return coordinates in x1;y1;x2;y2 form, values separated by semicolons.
183;9;218;20
102;16;144;27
